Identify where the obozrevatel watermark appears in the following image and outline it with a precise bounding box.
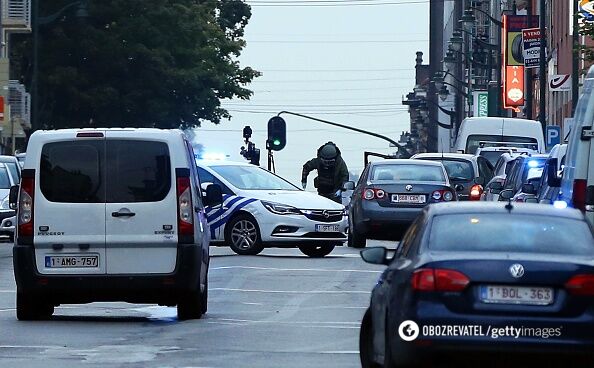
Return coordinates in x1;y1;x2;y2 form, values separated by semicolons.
397;321;562;341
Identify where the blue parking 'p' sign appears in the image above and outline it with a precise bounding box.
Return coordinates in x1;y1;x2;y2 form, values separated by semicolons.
546;125;561;149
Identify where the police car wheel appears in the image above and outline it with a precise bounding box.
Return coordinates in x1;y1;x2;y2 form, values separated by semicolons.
298;244;335;258
226;214;264;255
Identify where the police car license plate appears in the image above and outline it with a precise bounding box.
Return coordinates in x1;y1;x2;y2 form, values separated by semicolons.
315;224;340;232
392;194;426;204
480;285;553;305
45;255;99;268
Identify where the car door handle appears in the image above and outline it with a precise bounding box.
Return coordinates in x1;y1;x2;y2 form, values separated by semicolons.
112;211;136;218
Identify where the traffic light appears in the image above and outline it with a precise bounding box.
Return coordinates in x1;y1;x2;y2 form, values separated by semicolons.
267;116;286;151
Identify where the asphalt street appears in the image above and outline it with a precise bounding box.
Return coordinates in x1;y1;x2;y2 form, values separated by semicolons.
0;242;391;368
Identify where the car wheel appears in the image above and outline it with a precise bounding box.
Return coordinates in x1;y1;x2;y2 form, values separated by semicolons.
348;214;366;248
298;244;335;258
225;214;264;255
177;290;204;321
16;293;54;321
360;308;381;368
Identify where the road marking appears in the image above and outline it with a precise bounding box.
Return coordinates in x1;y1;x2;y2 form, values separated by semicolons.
240;302;264;306
319;350;360;354
0;290;15;293
211;266;380;273
213;318;360;325
210;288;370;294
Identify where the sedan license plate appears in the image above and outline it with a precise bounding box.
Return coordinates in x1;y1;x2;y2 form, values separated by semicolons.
480;285;553;305
45;255;99;268
391;194;426;204
315;224;340;232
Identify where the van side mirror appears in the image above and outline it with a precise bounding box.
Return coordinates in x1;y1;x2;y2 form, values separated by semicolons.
489;181;504;194
9;185;18;210
201;182;213;192
499;189;515;200
342;181;355;191
474;177;486;186
454;184;464;192
547;158;561;187
205;184;223;207
360;247;389;265
522;183;537;195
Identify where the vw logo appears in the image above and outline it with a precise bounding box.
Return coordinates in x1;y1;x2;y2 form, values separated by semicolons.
509;264;525;278
405;185;413;191
322;210;330;218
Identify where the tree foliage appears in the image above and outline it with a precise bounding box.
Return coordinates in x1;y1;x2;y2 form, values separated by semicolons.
11;0;260;129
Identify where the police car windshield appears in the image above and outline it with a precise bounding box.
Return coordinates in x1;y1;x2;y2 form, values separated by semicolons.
211;165;299;191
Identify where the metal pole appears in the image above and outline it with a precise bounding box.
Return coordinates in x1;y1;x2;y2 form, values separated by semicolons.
572;0;579;114
538;0;546;134
31;0;39;132
525;2;533;119
496;23;503;117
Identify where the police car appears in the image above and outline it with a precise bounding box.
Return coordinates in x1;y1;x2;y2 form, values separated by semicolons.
196;160;348;257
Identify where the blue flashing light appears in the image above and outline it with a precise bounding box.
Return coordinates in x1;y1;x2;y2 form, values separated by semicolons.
527;160;540;168
553;201;568;209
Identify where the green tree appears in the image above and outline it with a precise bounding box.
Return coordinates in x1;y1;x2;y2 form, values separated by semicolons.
11;0;260;129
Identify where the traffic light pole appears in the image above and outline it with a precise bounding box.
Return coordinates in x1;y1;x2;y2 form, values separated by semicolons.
266;141;276;173
276;111;413;158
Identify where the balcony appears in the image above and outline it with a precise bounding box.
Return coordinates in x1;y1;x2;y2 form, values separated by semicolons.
2;0;31;32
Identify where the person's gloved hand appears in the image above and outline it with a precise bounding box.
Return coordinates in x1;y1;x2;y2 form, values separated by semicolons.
302;181;307;189
335;189;342;197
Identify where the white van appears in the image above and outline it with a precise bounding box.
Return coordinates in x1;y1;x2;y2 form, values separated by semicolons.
453;117;545;155
11;128;222;320
556;65;594;224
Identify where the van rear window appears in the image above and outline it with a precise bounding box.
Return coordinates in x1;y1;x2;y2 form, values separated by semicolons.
41;141;105;203
106;140;171;203
466;135;538;155
40;140;171;203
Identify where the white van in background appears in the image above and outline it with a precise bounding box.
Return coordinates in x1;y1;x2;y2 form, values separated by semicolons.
453;117;545;155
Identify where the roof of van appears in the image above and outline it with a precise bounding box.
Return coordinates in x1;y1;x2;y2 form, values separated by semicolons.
461;117;540;125
31;128;184;134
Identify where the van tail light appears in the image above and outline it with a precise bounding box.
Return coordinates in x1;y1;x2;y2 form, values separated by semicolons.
411;268;470;292
363;188;385;200
565;274;594;296
572;179;587;212
469;185;483;201
18;175;35;238
176;176;194;243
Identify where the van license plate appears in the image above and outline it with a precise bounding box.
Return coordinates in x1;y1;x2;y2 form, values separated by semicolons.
315;224;340;232
45;255;99;268
480;285;553;305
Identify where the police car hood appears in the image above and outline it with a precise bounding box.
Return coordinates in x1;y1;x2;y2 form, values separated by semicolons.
236;189;344;210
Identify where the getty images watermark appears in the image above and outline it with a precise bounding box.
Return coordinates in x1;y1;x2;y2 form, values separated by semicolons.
398;321;562;341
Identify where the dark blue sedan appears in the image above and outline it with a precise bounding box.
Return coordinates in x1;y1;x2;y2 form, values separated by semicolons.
359;202;594;367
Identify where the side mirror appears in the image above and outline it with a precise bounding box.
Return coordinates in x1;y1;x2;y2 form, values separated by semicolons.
454;184;464;192
522;183;537;195
525;197;539;203
586;185;594;207
360;247;389;265
9;185;18;210
499;189;515;200
342;181;355;191
200;182;214;192
205;184;223;207
489;181;504;195
547;158;561;187
474;177;486;186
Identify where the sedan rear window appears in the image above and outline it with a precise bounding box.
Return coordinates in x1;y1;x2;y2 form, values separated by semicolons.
0;167;11;189
421;159;473;181
429;214;594;255
371;164;445;182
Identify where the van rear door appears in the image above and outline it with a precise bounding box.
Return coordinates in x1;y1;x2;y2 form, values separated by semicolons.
104;133;178;274
35;135;106;275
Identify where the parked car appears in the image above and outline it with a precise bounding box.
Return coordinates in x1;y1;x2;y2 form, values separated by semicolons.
12;128;221;320
475;146;537;166
348;159;459;248
482;152;523;201
498;154;548;201
0;163;17;241
360;202;594;367
196;160;347;258
411;153;493;201
453;117;544;154
15;152;25;168
0;155;21;183
537;144;567;204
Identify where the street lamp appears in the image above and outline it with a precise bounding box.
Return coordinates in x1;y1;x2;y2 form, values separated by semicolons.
31;0;89;132
449;31;464;52
438;85;450;102
443;50;457;70
460;8;476;33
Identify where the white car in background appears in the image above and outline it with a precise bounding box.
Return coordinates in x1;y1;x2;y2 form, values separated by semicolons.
196;160;348;258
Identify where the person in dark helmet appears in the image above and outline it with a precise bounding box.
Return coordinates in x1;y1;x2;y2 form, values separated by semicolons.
301;142;349;203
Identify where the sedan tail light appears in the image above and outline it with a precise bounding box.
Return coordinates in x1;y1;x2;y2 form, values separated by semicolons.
469;185;483;201
363;188;385;200
432;190;454;202
565;274;594;296
412;268;470;292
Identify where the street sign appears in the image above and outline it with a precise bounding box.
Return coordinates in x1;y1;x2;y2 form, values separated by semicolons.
546;125;561;149
549;74;572;92
522;28;540;68
472;91;489;117
505;66;525;109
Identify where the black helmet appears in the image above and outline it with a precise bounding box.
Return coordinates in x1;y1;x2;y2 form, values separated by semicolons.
319;143;338;167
